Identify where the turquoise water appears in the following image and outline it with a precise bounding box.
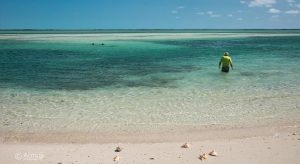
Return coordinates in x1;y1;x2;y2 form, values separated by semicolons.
0;30;300;133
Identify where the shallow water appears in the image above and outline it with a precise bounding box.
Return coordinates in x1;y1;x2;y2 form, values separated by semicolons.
0;30;299;133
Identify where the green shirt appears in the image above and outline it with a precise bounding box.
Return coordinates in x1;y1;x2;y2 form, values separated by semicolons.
220;56;232;67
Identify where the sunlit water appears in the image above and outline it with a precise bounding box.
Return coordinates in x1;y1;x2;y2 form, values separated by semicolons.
0;30;300;133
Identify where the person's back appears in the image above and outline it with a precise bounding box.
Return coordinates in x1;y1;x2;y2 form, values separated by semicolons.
219;52;233;72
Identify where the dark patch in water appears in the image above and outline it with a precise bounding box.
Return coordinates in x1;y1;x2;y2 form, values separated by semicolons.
154;39;246;48
122;76;182;88
0;48;196;90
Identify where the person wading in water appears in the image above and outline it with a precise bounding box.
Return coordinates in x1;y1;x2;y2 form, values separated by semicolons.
219;52;233;73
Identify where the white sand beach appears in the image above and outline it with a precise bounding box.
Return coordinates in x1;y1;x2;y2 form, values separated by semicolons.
0;124;299;164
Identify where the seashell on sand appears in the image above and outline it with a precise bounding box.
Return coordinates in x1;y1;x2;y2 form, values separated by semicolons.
181;142;190;148
209;150;218;156
113;156;120;161
115;146;123;152
199;153;208;161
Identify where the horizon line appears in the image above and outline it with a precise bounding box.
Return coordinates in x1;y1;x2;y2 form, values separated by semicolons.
1;28;300;31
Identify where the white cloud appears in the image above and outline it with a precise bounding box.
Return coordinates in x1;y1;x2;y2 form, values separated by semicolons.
286;0;295;3
296;4;300;8
207;11;213;15
196;12;205;15
172;6;184;15
196;11;221;17
268;8;281;13
227;14;233;17
248;0;276;7
171;10;178;14
205;11;221;18
237;18;244;21
271;15;279;18
210;14;221;18
286;0;295;7
240;1;246;4
285;10;299;14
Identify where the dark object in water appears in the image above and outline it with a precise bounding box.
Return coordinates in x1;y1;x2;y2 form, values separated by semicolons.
91;43;95;45
221;66;229;73
101;43;105;45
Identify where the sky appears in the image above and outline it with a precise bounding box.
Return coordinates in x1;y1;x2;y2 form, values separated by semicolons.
0;0;300;29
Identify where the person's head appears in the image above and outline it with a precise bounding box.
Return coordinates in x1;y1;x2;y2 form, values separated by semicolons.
224;52;229;56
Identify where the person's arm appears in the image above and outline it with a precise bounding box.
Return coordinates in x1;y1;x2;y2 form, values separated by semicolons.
219;60;222;69
230;59;233;70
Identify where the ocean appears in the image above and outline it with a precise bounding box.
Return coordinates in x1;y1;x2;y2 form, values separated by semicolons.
0;30;299;133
